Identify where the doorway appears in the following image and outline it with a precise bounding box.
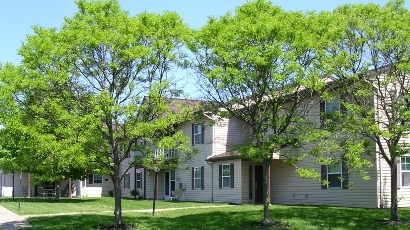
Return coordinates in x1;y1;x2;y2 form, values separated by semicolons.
164;170;176;200
254;165;263;203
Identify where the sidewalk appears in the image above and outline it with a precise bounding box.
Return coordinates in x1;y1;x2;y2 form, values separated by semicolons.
0;205;31;229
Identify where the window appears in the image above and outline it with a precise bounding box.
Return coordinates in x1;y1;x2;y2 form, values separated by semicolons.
192;166;204;190
88;174;103;184
192;123;204;145
320;97;342;128
222;165;230;188
327;163;342;188
171;170;176;192
194;167;202;189
165;149;175;158
136;172;142;189
401;157;410;187
320;160;348;189
325;97;340;121
124;173;130;189
219;164;234;189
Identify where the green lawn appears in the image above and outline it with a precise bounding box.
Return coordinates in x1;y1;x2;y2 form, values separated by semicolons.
0;197;224;216
1;197;410;230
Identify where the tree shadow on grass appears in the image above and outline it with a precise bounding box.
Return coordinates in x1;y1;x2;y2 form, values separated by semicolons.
0;197;99;204
20;205;410;230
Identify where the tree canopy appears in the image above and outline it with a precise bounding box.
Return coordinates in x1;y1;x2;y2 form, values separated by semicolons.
0;0;195;226
191;0;332;224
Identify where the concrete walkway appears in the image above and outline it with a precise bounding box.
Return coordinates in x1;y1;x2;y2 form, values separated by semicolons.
0;205;31;230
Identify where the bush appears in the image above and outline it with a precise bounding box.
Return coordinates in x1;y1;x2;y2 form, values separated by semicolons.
108;190;113;197
130;189;140;197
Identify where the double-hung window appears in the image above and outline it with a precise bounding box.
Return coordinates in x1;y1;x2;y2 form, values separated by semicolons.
321;97;342;128
192;123;204;145
194;167;202;189
124;173;130;189
136;172;142;189
192;166;204;190
321;159;348;189
401;157;410;187
222;164;231;188
327;163;342;188
325;98;340;122
219;163;234;189
88;174;103;184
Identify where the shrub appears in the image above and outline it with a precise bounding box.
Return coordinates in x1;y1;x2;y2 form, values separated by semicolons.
130;189;140;197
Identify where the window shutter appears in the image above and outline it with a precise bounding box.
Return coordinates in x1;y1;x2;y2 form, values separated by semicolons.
320;165;327;189
342;159;349;189
201;124;205;144
191;167;194;190
88;174;93;184
201;166;205;190
320;101;325;128
219;165;222;189
191;124;195;146
230;163;235;188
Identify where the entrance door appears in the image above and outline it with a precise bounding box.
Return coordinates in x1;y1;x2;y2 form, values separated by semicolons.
164;170;175;200
255;165;263;203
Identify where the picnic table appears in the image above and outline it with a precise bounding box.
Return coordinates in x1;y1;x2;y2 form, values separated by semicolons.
38;187;56;197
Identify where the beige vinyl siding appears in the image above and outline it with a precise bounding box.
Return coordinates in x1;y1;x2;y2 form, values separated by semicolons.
212;117;250;157
134;168;145;197
212;159;242;204
373;78;410;208
271;157;378;208
175;121;214;202
144;169;156;199
398;187;410;207
85;174;112;197
269;93;378;208
119;157;135;197
241;161;251;204
1;172;31;197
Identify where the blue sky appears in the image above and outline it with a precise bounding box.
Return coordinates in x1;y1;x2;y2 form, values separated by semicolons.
0;0;406;64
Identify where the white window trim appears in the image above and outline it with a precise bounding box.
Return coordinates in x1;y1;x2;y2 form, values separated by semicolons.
171;170;176;192
222;164;231;188
124;173;130;189
194;123;202;144
194;167;202;189
93;174;103;184
136;172;142;189
401;156;410;187
325;98;340;113
327;163;342;188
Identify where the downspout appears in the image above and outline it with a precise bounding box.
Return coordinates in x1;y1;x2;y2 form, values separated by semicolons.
143;168;147;199
134;165;136;199
207;161;213;203
379;153;383;209
204;112;216;203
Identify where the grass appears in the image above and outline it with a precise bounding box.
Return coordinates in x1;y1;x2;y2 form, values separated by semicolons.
1;197;410;229
0;197;225;216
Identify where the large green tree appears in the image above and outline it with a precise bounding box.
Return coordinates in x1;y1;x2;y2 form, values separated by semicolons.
190;0;329;224
0;0;194;226
325;0;410;221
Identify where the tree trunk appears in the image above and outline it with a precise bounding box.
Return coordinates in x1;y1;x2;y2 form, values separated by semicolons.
113;173;122;226
390;158;399;221
262;159;271;224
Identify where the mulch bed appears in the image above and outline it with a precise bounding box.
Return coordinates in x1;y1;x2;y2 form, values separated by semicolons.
97;224;136;230
250;220;289;228
379;220;410;226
